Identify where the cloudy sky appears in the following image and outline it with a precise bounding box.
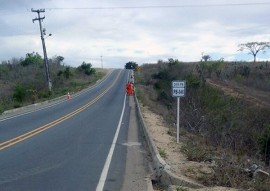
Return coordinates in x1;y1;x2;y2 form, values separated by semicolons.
1;0;270;68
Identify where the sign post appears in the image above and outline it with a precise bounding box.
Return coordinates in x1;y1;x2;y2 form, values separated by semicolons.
177;97;180;143
172;80;186;143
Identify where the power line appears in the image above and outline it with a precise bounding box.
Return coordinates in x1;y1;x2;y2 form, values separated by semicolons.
1;2;269;15
43;2;270;10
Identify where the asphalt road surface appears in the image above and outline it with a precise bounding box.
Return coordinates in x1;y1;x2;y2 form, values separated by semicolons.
0;69;151;191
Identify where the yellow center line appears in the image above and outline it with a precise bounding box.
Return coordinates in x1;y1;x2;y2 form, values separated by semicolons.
0;71;122;151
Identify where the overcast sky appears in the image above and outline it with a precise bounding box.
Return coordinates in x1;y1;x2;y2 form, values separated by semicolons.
1;0;270;68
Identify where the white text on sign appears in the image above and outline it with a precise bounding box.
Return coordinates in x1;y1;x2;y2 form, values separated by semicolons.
172;87;185;97
171;80;186;97
172;81;185;88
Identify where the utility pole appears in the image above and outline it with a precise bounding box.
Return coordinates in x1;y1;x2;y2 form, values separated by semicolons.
31;8;52;92
101;56;103;69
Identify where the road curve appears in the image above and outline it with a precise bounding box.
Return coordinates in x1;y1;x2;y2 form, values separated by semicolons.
0;69;151;191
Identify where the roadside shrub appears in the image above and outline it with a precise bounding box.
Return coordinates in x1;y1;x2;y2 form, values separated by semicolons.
180;141;212;162
176;186;188;191
152;69;170;81
186;73;200;88
64;66;72;79
257;123;270;166
203;157;270;190
235;74;244;81
135;89;142;101
205;160;248;188
248;176;270;191
27;88;38;104
158;148;168;159
13;84;26;102
0;103;3;114
236;65;250;78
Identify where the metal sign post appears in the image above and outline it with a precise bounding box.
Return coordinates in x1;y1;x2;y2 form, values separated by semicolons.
177;97;180;143
172;80;186;143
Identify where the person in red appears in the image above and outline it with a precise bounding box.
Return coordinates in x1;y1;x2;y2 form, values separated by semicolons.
126;81;134;96
129;82;134;96
126;82;131;96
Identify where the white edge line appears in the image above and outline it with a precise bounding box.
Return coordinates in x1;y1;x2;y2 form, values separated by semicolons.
96;93;127;191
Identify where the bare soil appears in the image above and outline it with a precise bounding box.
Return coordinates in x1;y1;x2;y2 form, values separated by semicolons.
140;105;239;191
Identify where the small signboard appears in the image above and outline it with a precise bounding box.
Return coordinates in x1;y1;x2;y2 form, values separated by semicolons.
172;80;186;97
171;80;186;143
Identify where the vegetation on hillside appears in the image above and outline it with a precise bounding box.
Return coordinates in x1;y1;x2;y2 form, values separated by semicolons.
0;53;104;114
135;58;270;190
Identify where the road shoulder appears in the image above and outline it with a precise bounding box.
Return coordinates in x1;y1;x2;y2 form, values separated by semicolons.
121;96;153;191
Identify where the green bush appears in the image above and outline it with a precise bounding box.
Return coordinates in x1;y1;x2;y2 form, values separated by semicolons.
176;186;188;191
186;73;200;88
21;52;43;67
78;62;96;76
158;148;168;159
13;84;26;102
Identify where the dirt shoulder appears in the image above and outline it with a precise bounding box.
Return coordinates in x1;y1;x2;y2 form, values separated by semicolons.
139;105;239;191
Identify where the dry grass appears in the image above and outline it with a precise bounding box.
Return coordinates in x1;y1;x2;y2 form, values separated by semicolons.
0;61;107;114
135;60;270;190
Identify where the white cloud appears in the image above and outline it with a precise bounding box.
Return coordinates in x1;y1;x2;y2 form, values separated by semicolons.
1;0;270;68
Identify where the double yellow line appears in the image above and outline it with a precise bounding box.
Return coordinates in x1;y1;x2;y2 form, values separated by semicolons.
0;71;121;151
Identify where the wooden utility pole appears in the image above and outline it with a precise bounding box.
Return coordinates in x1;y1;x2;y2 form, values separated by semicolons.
101;56;103;69
31;8;52;92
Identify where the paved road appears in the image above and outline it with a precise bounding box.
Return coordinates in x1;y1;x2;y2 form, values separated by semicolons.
0;69;151;191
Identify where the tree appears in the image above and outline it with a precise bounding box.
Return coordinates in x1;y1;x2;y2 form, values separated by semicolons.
125;61;138;70
78;62;95;75
51;55;64;65
64;66;72;79
168;58;181;66
56;56;64;64
21;52;43;66
202;54;211;62
238;42;270;62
